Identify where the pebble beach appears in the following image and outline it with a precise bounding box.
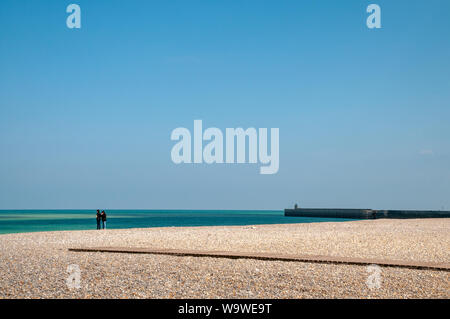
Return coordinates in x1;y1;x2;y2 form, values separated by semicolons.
0;218;448;299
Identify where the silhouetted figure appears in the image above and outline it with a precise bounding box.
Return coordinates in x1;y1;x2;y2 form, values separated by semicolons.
96;210;101;230
101;210;107;229
294;203;298;210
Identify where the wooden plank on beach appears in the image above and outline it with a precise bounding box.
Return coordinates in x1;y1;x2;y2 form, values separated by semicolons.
68;247;450;271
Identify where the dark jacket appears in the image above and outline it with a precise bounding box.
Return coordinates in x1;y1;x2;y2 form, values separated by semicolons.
101;212;107;221
96;212;101;221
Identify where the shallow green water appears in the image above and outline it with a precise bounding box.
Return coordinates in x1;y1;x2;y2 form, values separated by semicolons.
0;210;354;234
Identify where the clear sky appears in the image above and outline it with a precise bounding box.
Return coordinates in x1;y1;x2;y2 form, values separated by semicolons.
0;0;449;210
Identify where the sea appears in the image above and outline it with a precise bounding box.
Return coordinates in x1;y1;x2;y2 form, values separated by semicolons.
0;210;354;234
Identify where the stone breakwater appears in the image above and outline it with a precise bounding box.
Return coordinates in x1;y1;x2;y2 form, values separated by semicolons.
0;219;449;298
285;208;450;219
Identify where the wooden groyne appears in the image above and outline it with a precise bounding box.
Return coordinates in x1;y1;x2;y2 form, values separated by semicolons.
284;208;450;219
68;247;450;271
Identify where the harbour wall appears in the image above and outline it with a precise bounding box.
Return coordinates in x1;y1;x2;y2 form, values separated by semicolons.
284;208;450;219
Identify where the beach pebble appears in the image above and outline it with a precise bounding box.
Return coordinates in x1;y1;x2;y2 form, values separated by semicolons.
0;219;448;298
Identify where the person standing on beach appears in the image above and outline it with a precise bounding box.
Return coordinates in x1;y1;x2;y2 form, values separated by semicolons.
101;210;107;229
96;209;101;230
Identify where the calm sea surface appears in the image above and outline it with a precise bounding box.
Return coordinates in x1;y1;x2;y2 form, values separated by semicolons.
0;210;354;234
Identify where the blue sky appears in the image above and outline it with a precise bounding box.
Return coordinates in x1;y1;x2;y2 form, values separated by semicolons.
0;0;449;210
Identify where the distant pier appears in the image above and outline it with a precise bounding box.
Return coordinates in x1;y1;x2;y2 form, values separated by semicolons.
284;208;450;219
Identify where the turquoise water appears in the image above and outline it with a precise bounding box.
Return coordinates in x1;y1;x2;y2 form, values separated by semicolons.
0;210;354;234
